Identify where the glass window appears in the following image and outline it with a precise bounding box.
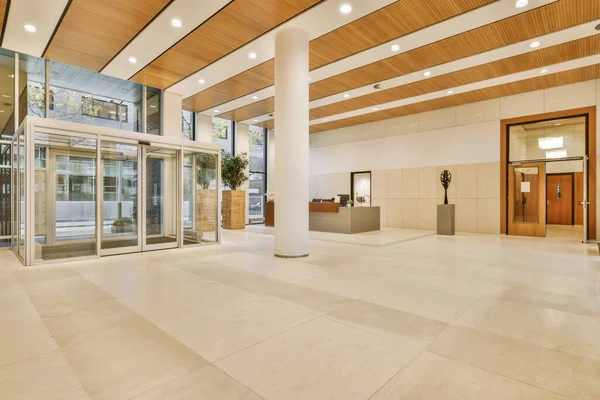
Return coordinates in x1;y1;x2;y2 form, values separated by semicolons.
146;87;161;135
183;151;218;244
19;53;46;122
509;116;585;162
249;125;267;221
0;49;15;140
0;141;10;248
212;117;233;153
48;60;144;133
182;109;194;140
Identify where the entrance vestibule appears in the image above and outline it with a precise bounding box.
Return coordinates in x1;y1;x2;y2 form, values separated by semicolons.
10;117;221;266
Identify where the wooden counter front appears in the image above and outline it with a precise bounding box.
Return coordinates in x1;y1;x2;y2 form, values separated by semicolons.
264;202;339;227
309;202;340;213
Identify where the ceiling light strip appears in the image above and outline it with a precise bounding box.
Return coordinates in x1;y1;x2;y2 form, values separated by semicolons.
101;0;232;79
206;0;560;116
237;20;599;123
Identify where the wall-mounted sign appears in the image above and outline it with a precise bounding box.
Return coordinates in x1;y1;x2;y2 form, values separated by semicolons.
520;181;531;193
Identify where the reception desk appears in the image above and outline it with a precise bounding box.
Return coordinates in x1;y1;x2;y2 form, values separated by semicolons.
265;202;380;234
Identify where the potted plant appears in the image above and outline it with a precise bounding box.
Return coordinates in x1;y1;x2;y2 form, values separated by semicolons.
195;153;217;232
221;150;249;229
111;217;135;234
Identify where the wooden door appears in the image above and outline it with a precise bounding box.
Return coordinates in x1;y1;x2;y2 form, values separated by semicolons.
574;172;584;225
508;162;546;237
546;174;573;225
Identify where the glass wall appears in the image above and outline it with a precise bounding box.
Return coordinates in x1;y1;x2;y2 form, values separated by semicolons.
212;117;233;153
20;53;46;122
0;140;9;247
183;151;218;244
46;61;142;132
34;133;97;261
0;48;15;139
249;125;266;221
145;147;178;246
146;87;161;135
182;109;194;140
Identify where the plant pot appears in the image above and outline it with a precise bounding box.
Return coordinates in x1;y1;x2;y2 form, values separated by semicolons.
222;190;246;230
196;189;217;232
111;224;136;234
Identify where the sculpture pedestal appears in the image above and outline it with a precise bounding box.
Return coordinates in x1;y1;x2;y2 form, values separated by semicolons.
437;204;455;235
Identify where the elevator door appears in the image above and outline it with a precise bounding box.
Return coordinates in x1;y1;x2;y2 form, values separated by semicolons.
508;162;546;237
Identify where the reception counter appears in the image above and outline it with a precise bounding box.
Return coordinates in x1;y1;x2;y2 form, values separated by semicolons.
265;202;380;234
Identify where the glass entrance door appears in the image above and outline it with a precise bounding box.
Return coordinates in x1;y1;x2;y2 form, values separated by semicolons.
142;146;178;250
508;162;546;237
100;141;140;255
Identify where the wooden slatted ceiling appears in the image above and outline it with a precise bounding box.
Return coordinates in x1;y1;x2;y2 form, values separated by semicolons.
44;0;172;72
131;0;322;89
183;0;494;112
0;0;8;43
302;64;600;134
190;0;599;116
218;35;600;122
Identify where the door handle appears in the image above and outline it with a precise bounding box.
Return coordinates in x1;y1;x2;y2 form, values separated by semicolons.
579;201;584;205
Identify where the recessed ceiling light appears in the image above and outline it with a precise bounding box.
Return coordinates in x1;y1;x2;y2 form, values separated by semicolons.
554;123;561;126
446;90;454;94
308;77;311;81
391;44;400;52
340;4;352;14
324;118;329;121
253;119;259;122
529;41;540;48
248;52;257;59
171;18;182;28
149;105;156;108
198;79;206;84
0;110;4;113
1;94;10;98
423;71;432;77
213;110;220;113
373;107;379;111
24;24;36;33
546;149;567;159
8;74;13;79
515;0;529;8
343;93;350;98
540;68;549;74
128;57;137;64
538;137;563;149
252;96;259;100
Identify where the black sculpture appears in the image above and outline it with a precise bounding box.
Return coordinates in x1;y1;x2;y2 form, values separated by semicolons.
440;170;452;205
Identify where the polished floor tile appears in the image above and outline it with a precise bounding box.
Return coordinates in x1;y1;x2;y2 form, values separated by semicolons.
1;227;599;399
216;317;419;400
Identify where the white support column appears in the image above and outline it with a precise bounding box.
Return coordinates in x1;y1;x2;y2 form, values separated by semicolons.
274;27;309;258
236;122;250;224
196;114;213;143
162;91;183;139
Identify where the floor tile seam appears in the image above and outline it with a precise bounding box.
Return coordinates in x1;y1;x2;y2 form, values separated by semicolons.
450;321;600;364
173;264;351;317
212;315;321;365
478;296;600;322
366;348;425;400
422;349;578;400
125;361;267;400
0;346;59;371
319;311;434;352
486;292;600;319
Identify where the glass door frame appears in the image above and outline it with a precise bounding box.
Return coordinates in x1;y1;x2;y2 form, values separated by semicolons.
140;144;181;252
15;116;221;266
99;138;142;256
507;161;546;237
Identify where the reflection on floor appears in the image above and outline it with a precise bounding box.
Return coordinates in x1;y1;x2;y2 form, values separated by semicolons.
246;225;434;247
546;224;584;242
1;229;600;399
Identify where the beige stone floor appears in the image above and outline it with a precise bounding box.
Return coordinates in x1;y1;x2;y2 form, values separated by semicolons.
1;228;600;399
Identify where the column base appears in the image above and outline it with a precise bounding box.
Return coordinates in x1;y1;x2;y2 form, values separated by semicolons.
274;253;309;259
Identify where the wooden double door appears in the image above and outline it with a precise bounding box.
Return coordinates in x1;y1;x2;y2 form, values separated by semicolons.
546;173;583;225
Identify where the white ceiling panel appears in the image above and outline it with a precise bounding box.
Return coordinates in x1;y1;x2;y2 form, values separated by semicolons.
2;0;69;57
101;0;232;80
